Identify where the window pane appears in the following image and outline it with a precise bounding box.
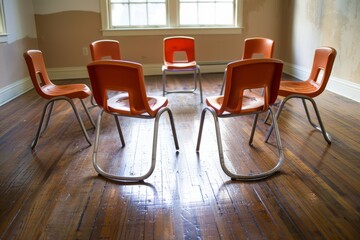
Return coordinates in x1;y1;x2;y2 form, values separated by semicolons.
199;3;215;25
180;3;197;25
179;0;235;26
111;4;129;26
0;0;5;33
148;4;166;25
215;3;233;25
130;3;147;25
110;0;166;27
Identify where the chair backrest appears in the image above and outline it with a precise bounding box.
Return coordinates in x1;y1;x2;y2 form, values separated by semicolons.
23;50;53;99
90;40;121;61
242;37;274;59
163;36;196;64
221;58;283;115
306;47;337;96
87;60;157;116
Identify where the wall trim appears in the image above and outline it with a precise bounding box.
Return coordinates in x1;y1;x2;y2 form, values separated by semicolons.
283;62;360;103
47;62;228;80
0;77;33;106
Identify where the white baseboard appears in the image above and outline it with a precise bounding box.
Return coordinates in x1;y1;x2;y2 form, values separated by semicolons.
47;62;228;80
0;77;33;106
283;62;360;103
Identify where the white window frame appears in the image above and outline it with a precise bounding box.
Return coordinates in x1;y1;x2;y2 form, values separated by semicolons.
0;0;7;43
100;0;243;36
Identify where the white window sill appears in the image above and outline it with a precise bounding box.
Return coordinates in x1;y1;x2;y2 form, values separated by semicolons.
102;27;243;37
0;33;7;43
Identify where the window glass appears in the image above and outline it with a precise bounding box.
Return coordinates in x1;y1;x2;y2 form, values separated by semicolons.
179;0;234;26
0;0;5;34
110;0;167;27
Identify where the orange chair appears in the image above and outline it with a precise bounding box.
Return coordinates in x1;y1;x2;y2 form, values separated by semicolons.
197;58;284;180
90;39;121;61
24;50;95;149
87;60;179;181
265;47;337;144
220;37;275;95
162;36;203;103
89;40;122;106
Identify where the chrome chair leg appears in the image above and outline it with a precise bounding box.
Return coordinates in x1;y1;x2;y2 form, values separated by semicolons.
265;98;286;143
31;99;56;149
249;113;259;146
66;98;92;146
162;107;180;150
80;99;96;129
90;95;98;107
31;97;92;149
162;67;203;103
92;107;179;182
219;68;227;95
302;98;331;143
41;101;55;135
197;107;283;181
197;67;203;103
114;115;125;147
265;95;331;144
162;70;166;97
196;107;207;151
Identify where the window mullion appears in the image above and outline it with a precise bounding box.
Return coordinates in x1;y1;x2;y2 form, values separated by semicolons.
168;0;179;27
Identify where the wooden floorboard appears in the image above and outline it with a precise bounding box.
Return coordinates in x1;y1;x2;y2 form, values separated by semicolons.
0;73;359;239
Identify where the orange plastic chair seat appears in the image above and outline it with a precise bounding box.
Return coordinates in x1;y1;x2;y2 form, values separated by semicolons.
164;61;197;70
279;80;320;98
107;93;168;116
206;91;265;115
41;84;92;100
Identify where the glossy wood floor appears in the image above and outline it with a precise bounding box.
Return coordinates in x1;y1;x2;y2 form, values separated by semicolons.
0;73;359;239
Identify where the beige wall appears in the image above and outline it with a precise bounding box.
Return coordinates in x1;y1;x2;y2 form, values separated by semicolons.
0;38;37;88
281;0;360;85
35;1;283;68
0;0;37;90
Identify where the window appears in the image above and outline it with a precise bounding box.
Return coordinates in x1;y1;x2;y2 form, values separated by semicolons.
179;0;234;26
110;0;167;27
101;0;243;36
0;0;5;33
0;0;7;42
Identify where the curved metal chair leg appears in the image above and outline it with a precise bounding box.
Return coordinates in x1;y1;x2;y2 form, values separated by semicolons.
265;98;286;143
162;67;202;103
31;97;92;149
80;99;96;129
163;108;180;150
219;69;227;95
197;107;283;181
193;68;197;91
114;115;125;147
265;95;331;144
196;107;208;151
162;70;166;97
90;95;98;107
249;113;259;146
66;97;92;146
31;99;56;149
41;101;55;135
302;98;331;143
93;107;179;182
263;111;271;124
197;67;203;103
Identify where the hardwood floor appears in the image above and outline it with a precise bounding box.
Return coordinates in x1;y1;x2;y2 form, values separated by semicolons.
0;73;359;239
